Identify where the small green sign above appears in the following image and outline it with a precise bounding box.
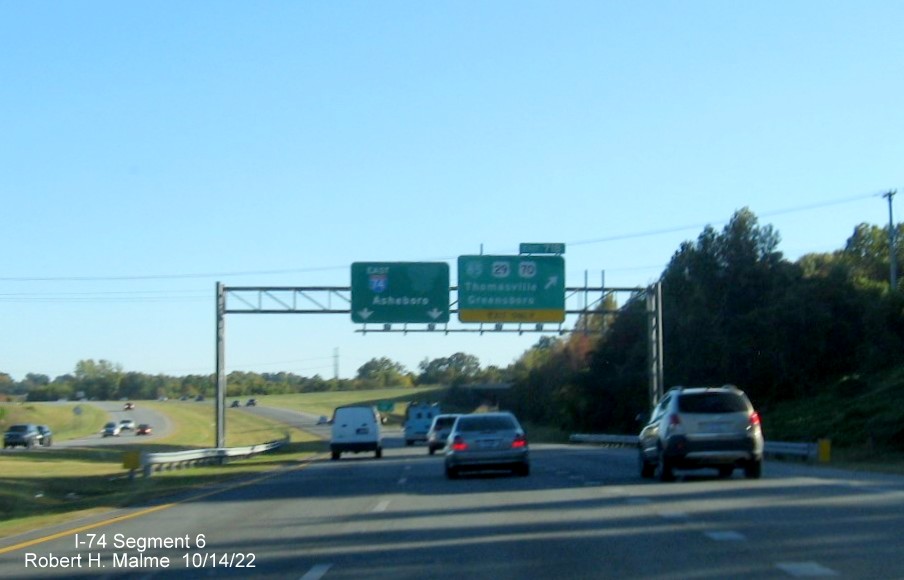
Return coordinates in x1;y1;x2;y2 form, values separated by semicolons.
519;242;565;255
351;262;450;323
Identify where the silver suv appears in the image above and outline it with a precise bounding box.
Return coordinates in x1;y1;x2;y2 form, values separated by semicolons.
638;385;764;482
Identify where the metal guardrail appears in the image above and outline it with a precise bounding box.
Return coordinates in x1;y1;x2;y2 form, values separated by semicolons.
762;440;818;461
125;437;289;478
569;434;820;462
569;434;640;446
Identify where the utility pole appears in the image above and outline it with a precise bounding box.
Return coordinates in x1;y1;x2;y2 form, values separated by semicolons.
884;190;898;291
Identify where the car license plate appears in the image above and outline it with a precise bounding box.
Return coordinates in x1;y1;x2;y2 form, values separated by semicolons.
356;427;370;435
477;439;499;449
701;422;730;433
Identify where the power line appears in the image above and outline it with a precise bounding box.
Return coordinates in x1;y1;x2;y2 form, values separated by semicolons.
568;191;880;247
0;265;344;283
0;190;886;283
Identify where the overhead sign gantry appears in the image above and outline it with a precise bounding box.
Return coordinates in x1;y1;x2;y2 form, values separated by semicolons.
213;241;664;448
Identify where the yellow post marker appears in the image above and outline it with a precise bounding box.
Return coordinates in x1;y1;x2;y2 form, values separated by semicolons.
122;451;141;470
817;439;831;463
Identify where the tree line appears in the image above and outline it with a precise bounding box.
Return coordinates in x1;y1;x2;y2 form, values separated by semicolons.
502;208;904;448
0;352;509;402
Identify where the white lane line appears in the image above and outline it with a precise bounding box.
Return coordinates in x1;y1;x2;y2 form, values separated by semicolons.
398;477;408;485
775;562;839;577
300;563;333;580
658;511;689;520
704;530;746;541
373;500;391;513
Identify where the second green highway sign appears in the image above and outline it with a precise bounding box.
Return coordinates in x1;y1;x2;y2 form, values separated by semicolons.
457;255;565;323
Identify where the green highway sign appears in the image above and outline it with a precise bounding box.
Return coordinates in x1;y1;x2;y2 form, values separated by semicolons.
519;242;565;255
457;255;565;323
351;262;450;323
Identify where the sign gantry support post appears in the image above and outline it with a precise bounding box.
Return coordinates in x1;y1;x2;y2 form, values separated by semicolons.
215;282;226;449
646;281;664;408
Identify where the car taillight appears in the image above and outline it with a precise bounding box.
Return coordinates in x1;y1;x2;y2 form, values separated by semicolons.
511;434;528;449
451;436;468;452
749;411;761;427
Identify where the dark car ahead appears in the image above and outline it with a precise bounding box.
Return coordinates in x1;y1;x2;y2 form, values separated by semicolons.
102;422;121;437
4;424;41;449
444;412;530;478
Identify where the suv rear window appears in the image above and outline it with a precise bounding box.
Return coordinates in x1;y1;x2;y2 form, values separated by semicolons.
9;425;28;432
434;417;457;429
678;392;749;414
457;416;516;432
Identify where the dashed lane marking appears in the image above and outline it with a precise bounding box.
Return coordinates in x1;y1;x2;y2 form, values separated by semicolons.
300;563;333;580
775;562;839;577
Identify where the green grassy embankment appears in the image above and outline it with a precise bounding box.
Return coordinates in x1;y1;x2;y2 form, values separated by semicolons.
0;400;325;539
262;385;449;424
762;367;904;473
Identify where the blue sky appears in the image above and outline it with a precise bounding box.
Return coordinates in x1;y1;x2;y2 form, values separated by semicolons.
2;2;901;381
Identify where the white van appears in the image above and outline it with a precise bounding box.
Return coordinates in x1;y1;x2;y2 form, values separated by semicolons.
330;405;383;460
404;402;441;446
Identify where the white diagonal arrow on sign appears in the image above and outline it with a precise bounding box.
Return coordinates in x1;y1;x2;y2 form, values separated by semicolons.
545;276;559;289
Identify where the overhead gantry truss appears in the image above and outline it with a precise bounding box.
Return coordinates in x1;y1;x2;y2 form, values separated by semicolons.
213;280;663;448
221;284;646;334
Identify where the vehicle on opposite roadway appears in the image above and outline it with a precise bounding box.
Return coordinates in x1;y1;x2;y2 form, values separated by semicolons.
426;413;461;455
123;401;135;410
136;423;152;436
102;422;122;437
230;400;240;408
245;398;257;406
4;424;41;449
36;425;53;447
444;412;530;479
119;419;136;431
404;402;441;446
330;405;382;460
638;384;764;482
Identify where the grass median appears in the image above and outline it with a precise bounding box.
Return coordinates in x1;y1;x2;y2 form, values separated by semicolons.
0;401;327;539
